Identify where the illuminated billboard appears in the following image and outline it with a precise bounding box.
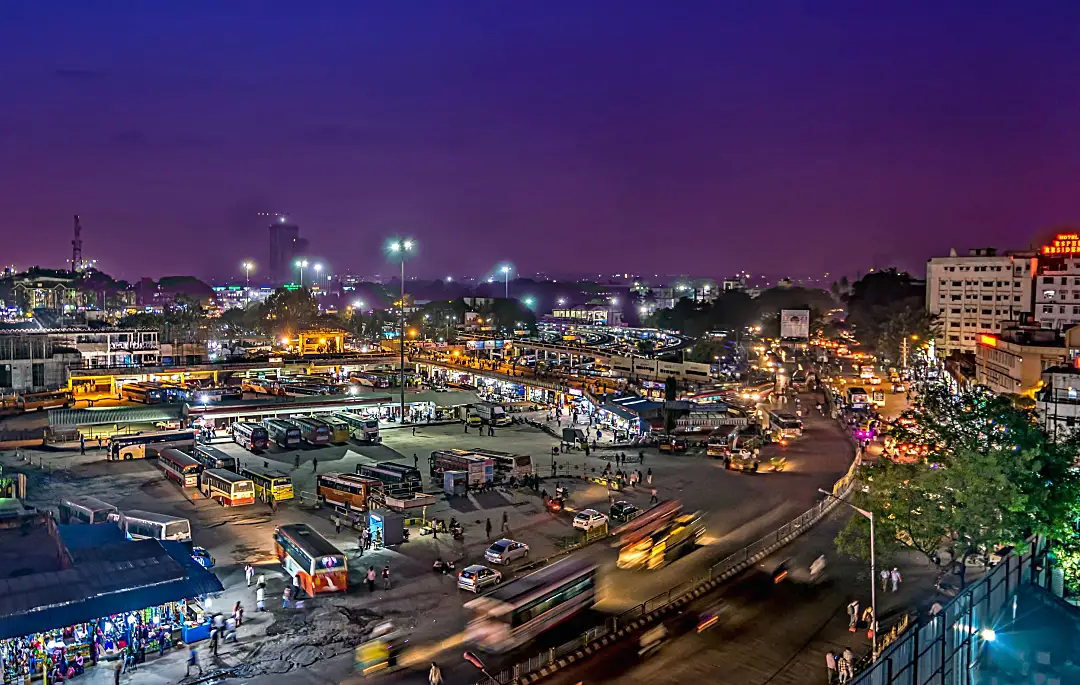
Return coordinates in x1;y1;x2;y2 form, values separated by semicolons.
1041;233;1080;256
780;310;810;340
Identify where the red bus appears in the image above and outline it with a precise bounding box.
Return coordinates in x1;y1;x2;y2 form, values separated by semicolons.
157;448;203;488
274;523;348;596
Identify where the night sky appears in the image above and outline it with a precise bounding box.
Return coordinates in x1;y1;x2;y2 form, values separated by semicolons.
4;1;1080;283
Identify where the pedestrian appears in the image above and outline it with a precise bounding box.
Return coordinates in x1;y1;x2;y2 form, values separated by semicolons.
256;586;265;612
312;457;318;473
295;454;300;469
186;646;202;677
501;511;509;533
367;566;376;592
234;601;243;627
98;436;103;450
224;616;237;642
414;453;419;469
429;662;443;685
358;534;365;557
80;435;85;455
335;517;342;534
650;488;658;504
485;518;492;539
257;574;266;591
245;564;254;587
890;567;901;592
861;605;875;632
363;528;371;550
847;599;859;631
383;565;391;590
282;587;291;609
412;425;417;436
825;651;837;684
842;649;854;682
647;468;653;485
880;568;889;592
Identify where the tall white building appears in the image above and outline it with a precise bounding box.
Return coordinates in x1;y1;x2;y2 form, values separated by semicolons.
926;248;1036;355
1033;259;1080;330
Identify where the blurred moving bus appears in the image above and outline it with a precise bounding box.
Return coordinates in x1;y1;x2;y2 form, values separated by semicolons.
274;523;348;595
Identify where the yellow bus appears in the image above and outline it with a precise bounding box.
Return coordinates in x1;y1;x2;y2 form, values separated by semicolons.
317;415;351;443
240;465;294;502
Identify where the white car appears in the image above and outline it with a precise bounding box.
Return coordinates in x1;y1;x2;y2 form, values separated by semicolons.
573;509;609;531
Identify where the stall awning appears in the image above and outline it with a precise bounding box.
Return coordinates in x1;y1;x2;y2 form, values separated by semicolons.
49;405;184;428
0;539;222;640
601;403;638;422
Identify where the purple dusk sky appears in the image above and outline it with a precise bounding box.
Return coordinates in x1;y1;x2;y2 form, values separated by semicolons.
3;1;1080;283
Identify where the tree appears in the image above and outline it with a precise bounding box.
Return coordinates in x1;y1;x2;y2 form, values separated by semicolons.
258;287;320;337
836;381;1080;584
844;270;934;363
480;299;537;337
682;338;728;364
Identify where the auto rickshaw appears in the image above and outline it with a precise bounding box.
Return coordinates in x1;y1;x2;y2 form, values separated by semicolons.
354;623;409;676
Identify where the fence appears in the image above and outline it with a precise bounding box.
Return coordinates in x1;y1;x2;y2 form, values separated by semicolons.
853;536;1052;685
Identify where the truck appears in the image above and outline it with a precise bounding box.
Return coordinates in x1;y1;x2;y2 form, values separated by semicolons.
470;402;511;427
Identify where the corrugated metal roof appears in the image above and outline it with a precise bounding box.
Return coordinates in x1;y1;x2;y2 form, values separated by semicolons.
0;539;222;640
49;405;184;427
405;390;480;407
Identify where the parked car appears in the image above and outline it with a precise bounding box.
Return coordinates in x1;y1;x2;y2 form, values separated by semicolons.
484;539;530;565
457;564;503;592
609;501;641;523
573;509;609;531
191;546;215;569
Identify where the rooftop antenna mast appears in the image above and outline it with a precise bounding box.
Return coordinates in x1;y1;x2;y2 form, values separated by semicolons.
71;214;83;274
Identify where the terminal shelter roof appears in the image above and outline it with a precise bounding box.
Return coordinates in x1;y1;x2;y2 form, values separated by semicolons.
49;405;184;428
0;537;222;640
405;390;480;407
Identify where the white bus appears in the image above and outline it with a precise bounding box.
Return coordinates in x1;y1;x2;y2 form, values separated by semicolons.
464;558;597;653
115;510;192;542
157;448;203;488
232;422;270;452
466;448;534;480
59;497;117;524
109;430;196;461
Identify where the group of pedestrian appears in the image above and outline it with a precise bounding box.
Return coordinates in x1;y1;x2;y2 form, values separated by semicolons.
825;648;855;683
365;565;392;591
880;567;902;593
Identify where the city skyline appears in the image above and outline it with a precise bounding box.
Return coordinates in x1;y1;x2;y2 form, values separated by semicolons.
5;2;1080;281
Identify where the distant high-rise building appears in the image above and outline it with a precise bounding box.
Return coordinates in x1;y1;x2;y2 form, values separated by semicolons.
268;220;308;284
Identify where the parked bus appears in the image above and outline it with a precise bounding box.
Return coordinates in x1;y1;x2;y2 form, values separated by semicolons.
59;496;117;524
265;419;301;448
199;469;256;507
241;377;280;395
116;510;192;542
274;524;349;596
109;430;196;461
464;558;597;653
20;390;73;412
616;511;705;570
232;421;270;452
157;448;203;488
316;473;382;510
119;382;167;405
317;415;351;444
466;448;534;480
429;449;494;487
356;462;423;498
240;465;294;503
192;386;244;403
192;443;239;472
157;382;193;403
287;417;330;446
335;412;381;443
281;383;326;397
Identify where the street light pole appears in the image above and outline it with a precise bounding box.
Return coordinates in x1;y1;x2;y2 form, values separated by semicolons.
390;239;414;424
820;488;877;652
501;265;510;299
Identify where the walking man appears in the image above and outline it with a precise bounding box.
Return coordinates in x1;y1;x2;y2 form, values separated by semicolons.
414;453;419;469
186;647;202;677
842;648;854;683
880;568;889;592
245;564;254;587
890;567;901;592
412;425;417;436
367;566;377;592
312;457;318;473
210;625;219;656
650;488;658;504
256;586;265;612
647;468;653;485
501;511;509;533
485;518;492;539
295;454;300;470
825;651;837;684
335;517;342;534
429;662;443;685
847;599;859;632
383;565;391;590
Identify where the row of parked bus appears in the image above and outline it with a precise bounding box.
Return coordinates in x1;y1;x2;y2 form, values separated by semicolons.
120;382;243;405
156;446;294;505
258;412;380;450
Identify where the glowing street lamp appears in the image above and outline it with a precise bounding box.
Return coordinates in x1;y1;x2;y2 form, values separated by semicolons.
313;263;323;286
295;259;309;287
500;265;512;298
241;261;254;285
388;238;416;422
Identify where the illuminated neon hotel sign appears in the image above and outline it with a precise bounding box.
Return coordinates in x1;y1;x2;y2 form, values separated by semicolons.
1042;233;1080;256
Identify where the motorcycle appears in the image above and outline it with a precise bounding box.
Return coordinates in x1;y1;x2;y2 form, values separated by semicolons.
432;558;456;574
637;624;668;659
772;559;791;584
450;525;464;541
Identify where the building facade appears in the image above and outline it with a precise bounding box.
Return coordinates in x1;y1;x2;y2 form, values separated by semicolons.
0;331;80;393
926;248;1036;354
973;325;1076;395
268;221;308;284
52;329;161;369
